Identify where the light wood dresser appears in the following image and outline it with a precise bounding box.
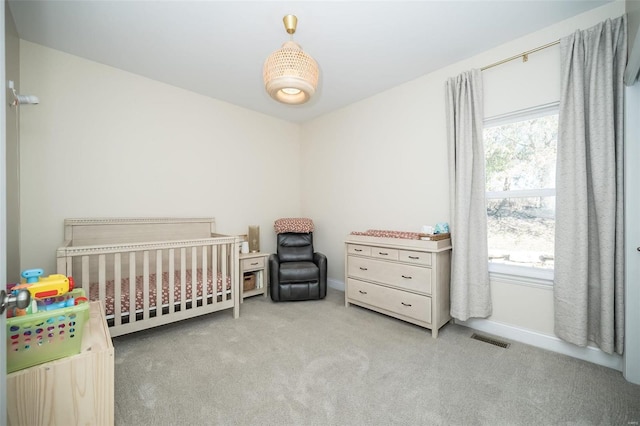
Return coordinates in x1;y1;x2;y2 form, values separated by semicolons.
345;234;452;337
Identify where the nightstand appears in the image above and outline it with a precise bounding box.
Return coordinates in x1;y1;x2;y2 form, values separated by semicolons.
240;252;270;301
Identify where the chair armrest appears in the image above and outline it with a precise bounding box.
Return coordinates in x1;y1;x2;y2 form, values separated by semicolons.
314;252;328;297
269;253;281;301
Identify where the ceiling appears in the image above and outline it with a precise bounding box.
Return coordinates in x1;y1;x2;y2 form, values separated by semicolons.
8;0;611;123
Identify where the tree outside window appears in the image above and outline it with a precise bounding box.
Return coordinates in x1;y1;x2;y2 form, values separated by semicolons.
484;110;558;272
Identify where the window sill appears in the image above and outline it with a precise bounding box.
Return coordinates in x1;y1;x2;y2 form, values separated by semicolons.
488;263;554;288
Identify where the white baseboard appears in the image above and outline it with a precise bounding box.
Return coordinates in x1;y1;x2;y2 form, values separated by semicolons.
457;317;623;371
328;278;344;291
329;277;622;372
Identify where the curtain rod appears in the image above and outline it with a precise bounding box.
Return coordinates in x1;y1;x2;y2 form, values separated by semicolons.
481;40;560;71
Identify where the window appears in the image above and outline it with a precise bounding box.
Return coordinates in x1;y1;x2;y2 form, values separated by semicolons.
483;104;558;280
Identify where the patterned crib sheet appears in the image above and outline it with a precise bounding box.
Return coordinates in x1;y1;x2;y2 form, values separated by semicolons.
88;269;232;316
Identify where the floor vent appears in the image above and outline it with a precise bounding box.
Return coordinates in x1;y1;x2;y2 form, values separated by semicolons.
470;333;511;349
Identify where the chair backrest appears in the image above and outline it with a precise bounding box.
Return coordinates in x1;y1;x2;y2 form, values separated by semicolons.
277;232;314;262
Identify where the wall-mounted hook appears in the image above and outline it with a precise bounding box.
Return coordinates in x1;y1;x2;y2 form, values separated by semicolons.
8;80;39;107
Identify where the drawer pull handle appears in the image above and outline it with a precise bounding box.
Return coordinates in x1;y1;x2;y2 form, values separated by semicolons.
354;249;363;252
359;290;368;295
401;302;412;307
250;262;259;266
359;267;368;271
401;275;412;279
379;252;389;256
408;256;420;260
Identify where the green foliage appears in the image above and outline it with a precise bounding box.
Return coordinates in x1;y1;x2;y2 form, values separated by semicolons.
483;113;558;269
484;114;558;192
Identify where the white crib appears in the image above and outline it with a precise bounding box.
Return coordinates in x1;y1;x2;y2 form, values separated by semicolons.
56;217;240;337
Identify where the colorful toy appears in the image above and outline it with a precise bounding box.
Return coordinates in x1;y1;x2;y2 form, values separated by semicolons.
14;269;75;300
21;268;45;283
37;297;76;311
434;222;450;234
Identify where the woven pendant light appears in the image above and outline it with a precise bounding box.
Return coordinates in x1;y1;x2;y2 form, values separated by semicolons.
263;15;319;105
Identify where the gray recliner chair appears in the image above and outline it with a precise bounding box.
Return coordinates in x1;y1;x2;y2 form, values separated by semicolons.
269;218;327;302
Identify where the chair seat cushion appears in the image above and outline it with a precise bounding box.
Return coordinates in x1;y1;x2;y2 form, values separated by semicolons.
279;261;319;283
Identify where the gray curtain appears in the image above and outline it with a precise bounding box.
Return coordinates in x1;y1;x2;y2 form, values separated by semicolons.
555;15;626;355
445;69;492;321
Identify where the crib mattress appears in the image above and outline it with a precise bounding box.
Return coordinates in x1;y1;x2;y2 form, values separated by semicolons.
88;269;231;317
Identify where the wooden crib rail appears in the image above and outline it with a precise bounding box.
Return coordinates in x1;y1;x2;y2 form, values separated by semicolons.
57;236;238;257
63;217;218;247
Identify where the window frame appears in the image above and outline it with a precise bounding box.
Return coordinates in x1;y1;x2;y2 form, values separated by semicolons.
483;102;559;286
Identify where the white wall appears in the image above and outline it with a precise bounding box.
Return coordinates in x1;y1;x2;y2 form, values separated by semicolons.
1;1;8;422
300;76;450;284
300;1;625;366
5;0;19;282
624;82;640;383
18;41;302;276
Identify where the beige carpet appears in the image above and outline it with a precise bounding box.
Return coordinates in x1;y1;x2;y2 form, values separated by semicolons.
113;288;640;425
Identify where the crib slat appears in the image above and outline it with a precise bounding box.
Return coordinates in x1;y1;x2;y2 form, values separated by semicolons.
180;248;186;312
156;250;163;317
229;243;234;301
211;244;218;304
230;243;235;302
66;257;73;277
202;246;208;304
191;246;197;308
129;252;136;324
143;251;150;320
221;244;228;301
114;253;122;326
229;243;235;302
230;243;236;302
98;254;106;306
81;256;89;293
169;249;175;313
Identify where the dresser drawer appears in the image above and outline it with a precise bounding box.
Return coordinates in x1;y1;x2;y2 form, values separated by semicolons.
347;256;432;294
347;244;371;256
347;279;432;324
399;250;432;266
370;247;399;261
241;256;265;271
